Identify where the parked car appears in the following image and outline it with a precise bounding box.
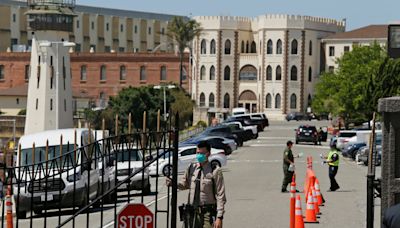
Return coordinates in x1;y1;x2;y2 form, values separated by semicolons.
342;142;367;160
249;113;269;127
232;107;247;116
357;145;382;166
295;125;318;145
336;130;357;150
223;121;258;139
199;125;243;146
222;122;253;141
111;146;151;194
149;146;227;176
286;112;309;121
226;115;264;132
180;135;237;155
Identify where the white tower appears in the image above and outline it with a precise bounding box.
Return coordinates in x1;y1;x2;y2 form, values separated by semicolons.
25;0;76;134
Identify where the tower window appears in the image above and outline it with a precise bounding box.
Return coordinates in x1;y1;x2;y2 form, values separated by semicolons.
36;99;38;110
50;99;53;111
0;65;4;80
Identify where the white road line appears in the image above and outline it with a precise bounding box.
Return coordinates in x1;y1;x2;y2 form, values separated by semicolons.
249;144;329;149
257;136;293;140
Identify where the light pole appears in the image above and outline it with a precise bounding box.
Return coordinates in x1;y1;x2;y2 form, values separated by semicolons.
154;85;176;121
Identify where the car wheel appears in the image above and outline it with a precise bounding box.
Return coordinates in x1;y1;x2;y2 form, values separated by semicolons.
17;209;26;219
162;164;173;177
211;160;221;169
295;140;299;144
314;141;318;145
142;179;151;195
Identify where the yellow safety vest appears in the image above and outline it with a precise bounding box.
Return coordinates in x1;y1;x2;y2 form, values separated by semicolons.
327;150;339;166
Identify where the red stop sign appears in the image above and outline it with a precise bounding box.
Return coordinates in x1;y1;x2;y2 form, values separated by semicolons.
118;204;154;228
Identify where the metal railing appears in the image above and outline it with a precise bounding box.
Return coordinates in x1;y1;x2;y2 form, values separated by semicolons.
0;113;180;228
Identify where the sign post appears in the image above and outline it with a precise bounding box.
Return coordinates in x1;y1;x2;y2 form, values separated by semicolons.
118;204;154;228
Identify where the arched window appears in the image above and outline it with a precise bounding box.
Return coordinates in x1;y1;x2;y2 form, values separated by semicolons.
224;66;230;80
224;40;231;54
239;65;257;81
276;66;282;80
210;39;216;54
160;66;167;80
241;41;245;53
223;93;230;108
246;41;249;53
266;66;272;80
250;41;256;53
199;93;205;107
276;39;282;54
100;65;106;81
267;40;273;54
290;93;297;109
275;94;281;109
308;67;312;82
209;93;215;107
120;65;126;80
290;66;297;81
266;93;272;108
309;40;312;56
200;66;206;80
201;39;206;54
291;39;298;55
209;66;215;80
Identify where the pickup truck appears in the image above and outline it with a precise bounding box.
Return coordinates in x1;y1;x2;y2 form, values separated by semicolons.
223;121;258;139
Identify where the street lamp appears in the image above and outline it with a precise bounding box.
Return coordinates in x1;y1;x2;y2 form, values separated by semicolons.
154;85;176;121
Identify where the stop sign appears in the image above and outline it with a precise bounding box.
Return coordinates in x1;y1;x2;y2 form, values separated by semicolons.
118;203;154;228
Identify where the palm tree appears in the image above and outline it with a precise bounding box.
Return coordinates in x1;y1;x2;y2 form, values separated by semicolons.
167;16;202;89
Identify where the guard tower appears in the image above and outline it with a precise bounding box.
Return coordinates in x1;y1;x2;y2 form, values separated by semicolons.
24;0;76;134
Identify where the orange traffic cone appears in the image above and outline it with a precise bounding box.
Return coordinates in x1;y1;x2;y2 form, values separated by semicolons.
6;185;13;228
304;191;319;223
295;195;304;228
315;178;324;206
312;186;320;215
290;177;296;228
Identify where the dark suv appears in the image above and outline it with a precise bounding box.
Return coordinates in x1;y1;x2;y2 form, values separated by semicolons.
295;125;318;145
286;112;310;121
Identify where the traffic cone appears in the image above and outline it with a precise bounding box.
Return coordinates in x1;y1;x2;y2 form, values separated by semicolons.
295;195;304;228
315;178;324;206
311;186;320;215
304;191;319;223
6;185;13;228
290;177;296;228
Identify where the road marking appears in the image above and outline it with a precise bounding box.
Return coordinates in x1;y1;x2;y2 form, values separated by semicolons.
257;136;293;140
249;144;329;149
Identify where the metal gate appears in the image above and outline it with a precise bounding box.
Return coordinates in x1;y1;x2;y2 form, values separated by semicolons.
0;113;180;228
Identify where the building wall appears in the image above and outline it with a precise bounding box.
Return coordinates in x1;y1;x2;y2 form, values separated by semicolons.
0;52;190;109
192;15;346;122
322;39;387;71
0;1;180;53
0;96;26;115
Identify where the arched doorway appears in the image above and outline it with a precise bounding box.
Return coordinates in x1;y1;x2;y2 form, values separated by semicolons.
238;90;257;113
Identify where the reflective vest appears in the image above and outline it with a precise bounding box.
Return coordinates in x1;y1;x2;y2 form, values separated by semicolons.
327;150;339;166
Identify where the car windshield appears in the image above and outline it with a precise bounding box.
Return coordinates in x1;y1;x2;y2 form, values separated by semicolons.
115;149;143;162
21;144;78;168
339;132;356;137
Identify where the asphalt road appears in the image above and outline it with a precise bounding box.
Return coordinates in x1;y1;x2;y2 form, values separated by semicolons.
11;120;382;227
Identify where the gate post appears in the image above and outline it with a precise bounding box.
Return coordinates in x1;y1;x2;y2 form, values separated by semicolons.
378;97;400;220
171;112;179;228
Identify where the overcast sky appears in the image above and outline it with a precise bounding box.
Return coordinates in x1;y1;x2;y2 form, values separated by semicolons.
78;0;399;30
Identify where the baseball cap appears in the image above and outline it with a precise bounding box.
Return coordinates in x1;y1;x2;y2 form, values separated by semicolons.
287;140;293;146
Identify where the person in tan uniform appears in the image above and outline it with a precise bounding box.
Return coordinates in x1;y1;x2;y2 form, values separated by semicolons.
167;141;226;228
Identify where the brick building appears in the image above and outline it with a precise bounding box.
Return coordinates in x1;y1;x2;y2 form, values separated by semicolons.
0;52;190;115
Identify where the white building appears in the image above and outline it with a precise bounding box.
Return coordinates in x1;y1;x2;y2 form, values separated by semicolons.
322;24;388;72
191;15;346;122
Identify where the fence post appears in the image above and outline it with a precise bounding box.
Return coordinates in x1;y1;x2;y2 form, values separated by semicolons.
171;112;179;228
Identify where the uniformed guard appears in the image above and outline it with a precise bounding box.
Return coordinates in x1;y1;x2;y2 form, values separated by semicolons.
282;140;296;193
323;142;340;191
167;141;226;228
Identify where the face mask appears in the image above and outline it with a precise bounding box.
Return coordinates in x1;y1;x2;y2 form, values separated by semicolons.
196;153;207;163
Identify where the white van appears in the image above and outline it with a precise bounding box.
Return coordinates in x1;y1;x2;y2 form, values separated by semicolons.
14;128;108;218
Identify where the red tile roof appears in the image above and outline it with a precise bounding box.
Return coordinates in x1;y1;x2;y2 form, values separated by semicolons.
324;25;388;40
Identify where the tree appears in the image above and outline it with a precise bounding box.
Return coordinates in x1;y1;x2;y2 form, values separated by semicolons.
312;43;400;127
170;87;194;128
167;16;202;88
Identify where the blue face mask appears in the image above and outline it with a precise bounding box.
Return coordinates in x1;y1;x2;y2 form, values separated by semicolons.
196;153;207;163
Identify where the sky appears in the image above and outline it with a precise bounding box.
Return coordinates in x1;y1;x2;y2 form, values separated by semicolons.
77;0;400;30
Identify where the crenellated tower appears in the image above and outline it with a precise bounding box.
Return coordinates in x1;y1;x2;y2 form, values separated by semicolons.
24;0;76;134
